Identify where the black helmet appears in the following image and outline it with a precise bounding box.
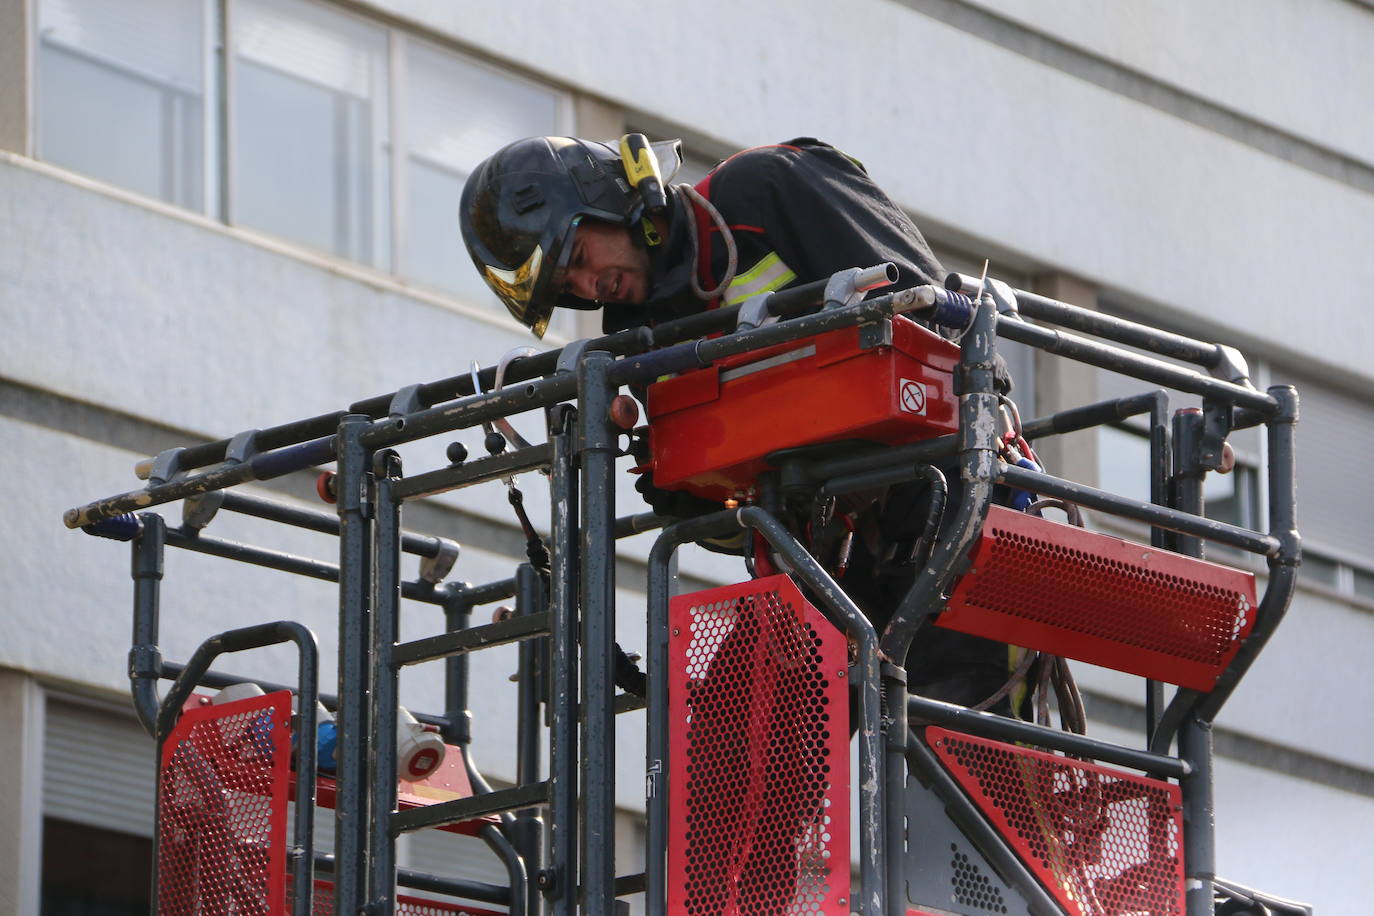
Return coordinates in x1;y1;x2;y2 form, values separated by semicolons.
460;136;643;338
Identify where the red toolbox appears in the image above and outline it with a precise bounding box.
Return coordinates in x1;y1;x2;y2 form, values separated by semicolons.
647;316;961;501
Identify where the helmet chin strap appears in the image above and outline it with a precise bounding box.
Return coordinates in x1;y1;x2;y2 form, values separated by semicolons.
676;183;738;301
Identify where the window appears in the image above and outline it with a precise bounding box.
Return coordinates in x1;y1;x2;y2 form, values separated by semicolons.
32;0;568;321
231;0;390;267
402;39;560;302
1202;461;1261;530
41;818;151;915
1353;568;1374;602
1097;424;1154;505
1096;423;1260;527
36;0;211;210
42;699;156;913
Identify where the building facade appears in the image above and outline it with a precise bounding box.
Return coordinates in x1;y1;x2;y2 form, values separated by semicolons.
1;0;1371;912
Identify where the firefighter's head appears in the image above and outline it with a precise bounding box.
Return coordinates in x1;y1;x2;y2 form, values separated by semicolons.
460;135;678;338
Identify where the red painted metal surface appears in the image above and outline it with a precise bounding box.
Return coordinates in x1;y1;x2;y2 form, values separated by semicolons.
669;575;851;915
941;506;1257;691
158;690;291;915
292;879;505;915
647;316;960;501
927;727;1184;916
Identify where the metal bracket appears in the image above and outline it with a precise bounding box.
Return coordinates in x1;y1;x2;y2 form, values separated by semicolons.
555;338;595;375
735;291;775;332
821;267;870;311
127;643;163;679
147;447;186;486
1199;398;1234;472
419;537;462;585
1209;344;1253;387
858;318;894;350
182;490;226;530
224;428;260;465
822;262;898;311
389;384;423;418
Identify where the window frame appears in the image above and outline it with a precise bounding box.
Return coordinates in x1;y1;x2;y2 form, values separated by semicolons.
30;0;573;318
33;0;219;212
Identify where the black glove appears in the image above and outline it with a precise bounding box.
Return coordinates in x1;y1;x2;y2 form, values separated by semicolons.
993;352;1014;396
954;351;1014;396
634;471;721;519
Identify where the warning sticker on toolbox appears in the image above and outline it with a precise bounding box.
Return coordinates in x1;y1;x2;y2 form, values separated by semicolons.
899;378;928;415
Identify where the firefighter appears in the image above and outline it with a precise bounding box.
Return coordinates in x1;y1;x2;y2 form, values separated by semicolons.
460;135;1017;713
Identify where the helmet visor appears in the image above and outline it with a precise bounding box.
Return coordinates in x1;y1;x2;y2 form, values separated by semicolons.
481;217;580;339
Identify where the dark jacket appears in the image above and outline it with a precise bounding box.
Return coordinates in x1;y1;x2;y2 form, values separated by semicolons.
603;137;946;331
627;139;1017;709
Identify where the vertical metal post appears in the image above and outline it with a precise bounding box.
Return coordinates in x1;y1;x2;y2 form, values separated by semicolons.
440;588;474;748
883;670;910;916
515;562;547;916
290;641;320;916
1264;388;1299;560
645;537;671;916
1145;392;1171;736
130;514;166;736
547;406;580;915
334;414;375;913
1171;408;1215;916
369;456;403;911
577;352;617;913
131;514;166;911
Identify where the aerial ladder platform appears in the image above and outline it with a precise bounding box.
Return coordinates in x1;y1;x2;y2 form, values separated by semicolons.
67;262;1309;915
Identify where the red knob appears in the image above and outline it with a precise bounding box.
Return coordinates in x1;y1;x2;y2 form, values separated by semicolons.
316;471;338;504
609;395;640;430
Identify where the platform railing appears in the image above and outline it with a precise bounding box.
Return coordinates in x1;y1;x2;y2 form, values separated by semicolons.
71;261;1304;916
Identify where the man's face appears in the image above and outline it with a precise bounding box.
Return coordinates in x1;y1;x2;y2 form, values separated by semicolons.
560;220;651;304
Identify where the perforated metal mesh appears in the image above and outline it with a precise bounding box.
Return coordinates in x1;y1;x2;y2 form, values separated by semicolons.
928;728;1184;916
943;506;1257;690
669;575;850;916
158;691;291;915
950;842;1008;914
292;879;504;915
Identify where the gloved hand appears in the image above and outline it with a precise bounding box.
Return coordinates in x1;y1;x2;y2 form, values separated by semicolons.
633;472;746;553
993;352;1014;396
634;471;720;519
955;352;1015;396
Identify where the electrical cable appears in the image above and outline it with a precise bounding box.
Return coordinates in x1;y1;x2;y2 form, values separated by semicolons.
677;183;739;301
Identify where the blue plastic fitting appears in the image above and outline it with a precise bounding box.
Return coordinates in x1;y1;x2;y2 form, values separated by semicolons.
82;513;144;541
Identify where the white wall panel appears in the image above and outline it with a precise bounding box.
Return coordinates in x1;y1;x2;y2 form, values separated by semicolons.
962;0;1374;163
0;156;739;587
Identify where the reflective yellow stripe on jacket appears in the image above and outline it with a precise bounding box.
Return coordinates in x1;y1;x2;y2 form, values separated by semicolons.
724;252;797;307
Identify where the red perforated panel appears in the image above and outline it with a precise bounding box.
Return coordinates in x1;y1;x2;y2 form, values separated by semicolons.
942;506;1257;690
669;575;851;915
158;690;291;915
927;727;1184;916
292;879;505;915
